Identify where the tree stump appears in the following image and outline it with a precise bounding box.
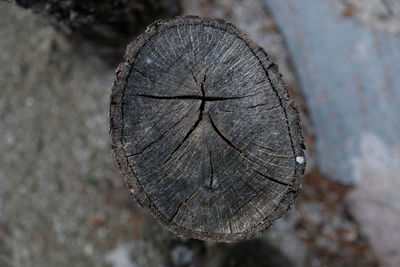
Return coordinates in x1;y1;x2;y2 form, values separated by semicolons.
110;16;305;241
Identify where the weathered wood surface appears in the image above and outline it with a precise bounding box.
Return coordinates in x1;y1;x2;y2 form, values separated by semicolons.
110;16;305;241
263;0;400;185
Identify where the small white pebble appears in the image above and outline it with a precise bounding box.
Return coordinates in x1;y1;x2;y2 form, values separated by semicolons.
296;156;305;164
146;58;152;64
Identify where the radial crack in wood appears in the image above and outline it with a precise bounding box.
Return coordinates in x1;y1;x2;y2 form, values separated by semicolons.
110;16;305;242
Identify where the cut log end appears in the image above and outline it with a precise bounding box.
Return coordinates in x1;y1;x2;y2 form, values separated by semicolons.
110;16;305;242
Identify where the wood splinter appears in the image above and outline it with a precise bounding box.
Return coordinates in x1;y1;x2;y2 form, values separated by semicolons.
110;16;305;242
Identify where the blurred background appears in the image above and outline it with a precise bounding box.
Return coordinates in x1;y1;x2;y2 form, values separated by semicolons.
0;0;399;266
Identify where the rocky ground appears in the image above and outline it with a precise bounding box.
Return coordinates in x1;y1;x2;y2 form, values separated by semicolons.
0;0;393;266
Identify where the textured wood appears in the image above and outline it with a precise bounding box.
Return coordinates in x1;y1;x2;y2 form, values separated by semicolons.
110;16;305;241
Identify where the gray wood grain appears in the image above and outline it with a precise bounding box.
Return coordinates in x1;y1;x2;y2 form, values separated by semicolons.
110;16;305;241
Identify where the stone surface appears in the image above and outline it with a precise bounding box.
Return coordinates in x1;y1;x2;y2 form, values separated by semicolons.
263;0;400;185
0;3;152;266
336;0;400;36
346;132;400;267
262;0;400;265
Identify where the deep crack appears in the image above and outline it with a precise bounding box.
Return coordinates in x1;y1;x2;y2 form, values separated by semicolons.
164;75;207;162
209;115;291;187
134;94;255;101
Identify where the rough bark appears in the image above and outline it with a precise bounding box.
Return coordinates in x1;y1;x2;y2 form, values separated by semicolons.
110;16;305;241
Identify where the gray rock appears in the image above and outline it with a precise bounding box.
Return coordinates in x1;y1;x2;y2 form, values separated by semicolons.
263;0;400;185
262;0;400;265
171;245;195;266
346;132;400;267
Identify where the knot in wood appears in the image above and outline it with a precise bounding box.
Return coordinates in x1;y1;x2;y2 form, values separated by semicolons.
110;16;305;241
